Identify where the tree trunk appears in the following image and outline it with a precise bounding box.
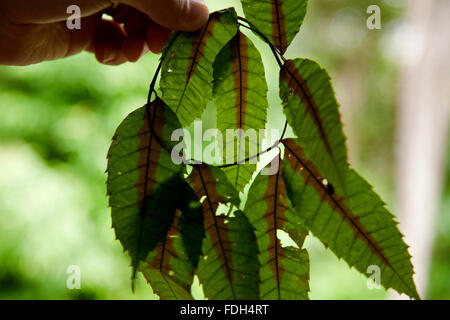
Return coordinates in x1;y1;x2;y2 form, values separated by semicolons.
393;0;450;299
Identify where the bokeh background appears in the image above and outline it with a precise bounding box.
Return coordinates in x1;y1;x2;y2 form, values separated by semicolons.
0;0;448;299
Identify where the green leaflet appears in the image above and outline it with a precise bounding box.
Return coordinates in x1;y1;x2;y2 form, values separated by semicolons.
221;163;256;194
282;138;419;299
106;98;185;280
244;155;310;300
241;0;308;54
179;193;205;270
280;58;348;194
140;269;193;300
140;183;204;300
140;209;195;300
189;164;259;299
213;31;269;190
198;211;260;300
160;8;238;127
140;182;204;300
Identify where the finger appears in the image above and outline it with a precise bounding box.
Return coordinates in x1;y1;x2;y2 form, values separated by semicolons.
93;19;127;65
121;0;210;31
65;13;102;57
122;37;147;62
146;21;172;54
122;7;147;38
122;23;147;63
104;3;131;23
0;13;102;65
121;8;148;62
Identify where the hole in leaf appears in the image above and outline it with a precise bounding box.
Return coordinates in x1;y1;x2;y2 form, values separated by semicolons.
277;229;299;249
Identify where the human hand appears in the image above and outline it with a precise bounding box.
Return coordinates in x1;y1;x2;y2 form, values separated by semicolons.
0;0;209;66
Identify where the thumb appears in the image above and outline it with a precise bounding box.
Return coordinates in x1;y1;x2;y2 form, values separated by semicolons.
121;0;210;31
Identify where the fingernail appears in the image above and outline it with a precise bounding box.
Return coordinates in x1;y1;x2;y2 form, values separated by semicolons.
102;47;119;64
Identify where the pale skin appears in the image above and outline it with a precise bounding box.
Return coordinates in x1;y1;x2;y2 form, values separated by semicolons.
0;0;210;65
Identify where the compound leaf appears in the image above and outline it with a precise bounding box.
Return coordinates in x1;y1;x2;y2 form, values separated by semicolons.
244;155;310;300
241;0;308;54
189;164;259;299
282;138;419;300
160;8;238;127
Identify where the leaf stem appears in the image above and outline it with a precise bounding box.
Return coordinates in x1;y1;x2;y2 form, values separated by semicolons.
147;59;162;105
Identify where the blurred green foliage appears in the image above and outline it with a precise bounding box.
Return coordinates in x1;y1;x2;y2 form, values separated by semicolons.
0;0;448;299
